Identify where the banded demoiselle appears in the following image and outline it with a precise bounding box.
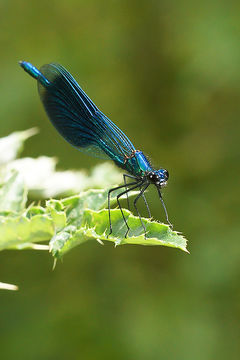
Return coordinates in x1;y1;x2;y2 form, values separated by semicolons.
19;61;172;237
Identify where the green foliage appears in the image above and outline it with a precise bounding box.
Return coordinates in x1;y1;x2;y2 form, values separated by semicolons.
0;130;187;289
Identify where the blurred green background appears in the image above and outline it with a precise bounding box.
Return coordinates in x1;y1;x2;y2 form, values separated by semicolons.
1;0;240;359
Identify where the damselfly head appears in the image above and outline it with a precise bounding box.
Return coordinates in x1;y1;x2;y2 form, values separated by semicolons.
148;169;169;188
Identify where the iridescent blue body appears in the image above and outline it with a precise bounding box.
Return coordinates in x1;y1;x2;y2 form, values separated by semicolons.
19;61;171;236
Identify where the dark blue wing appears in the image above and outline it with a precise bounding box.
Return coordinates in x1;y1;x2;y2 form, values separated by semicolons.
37;63;136;166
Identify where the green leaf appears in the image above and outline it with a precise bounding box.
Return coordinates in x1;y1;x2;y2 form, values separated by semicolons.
0;170;27;212
0;128;38;164
47;189;187;258
50;208;188;258
0;211;54;250
6;157;123;198
0;187;187;256
46;199;67;231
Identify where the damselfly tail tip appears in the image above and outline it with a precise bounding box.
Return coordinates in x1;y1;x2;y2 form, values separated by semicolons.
18;61;43;81
19;60;25;67
19;61;28;71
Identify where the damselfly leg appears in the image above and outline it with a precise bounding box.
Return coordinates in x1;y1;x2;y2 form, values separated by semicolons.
116;182;144;237
133;183;150;236
157;187;173;229
108;181;140;237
